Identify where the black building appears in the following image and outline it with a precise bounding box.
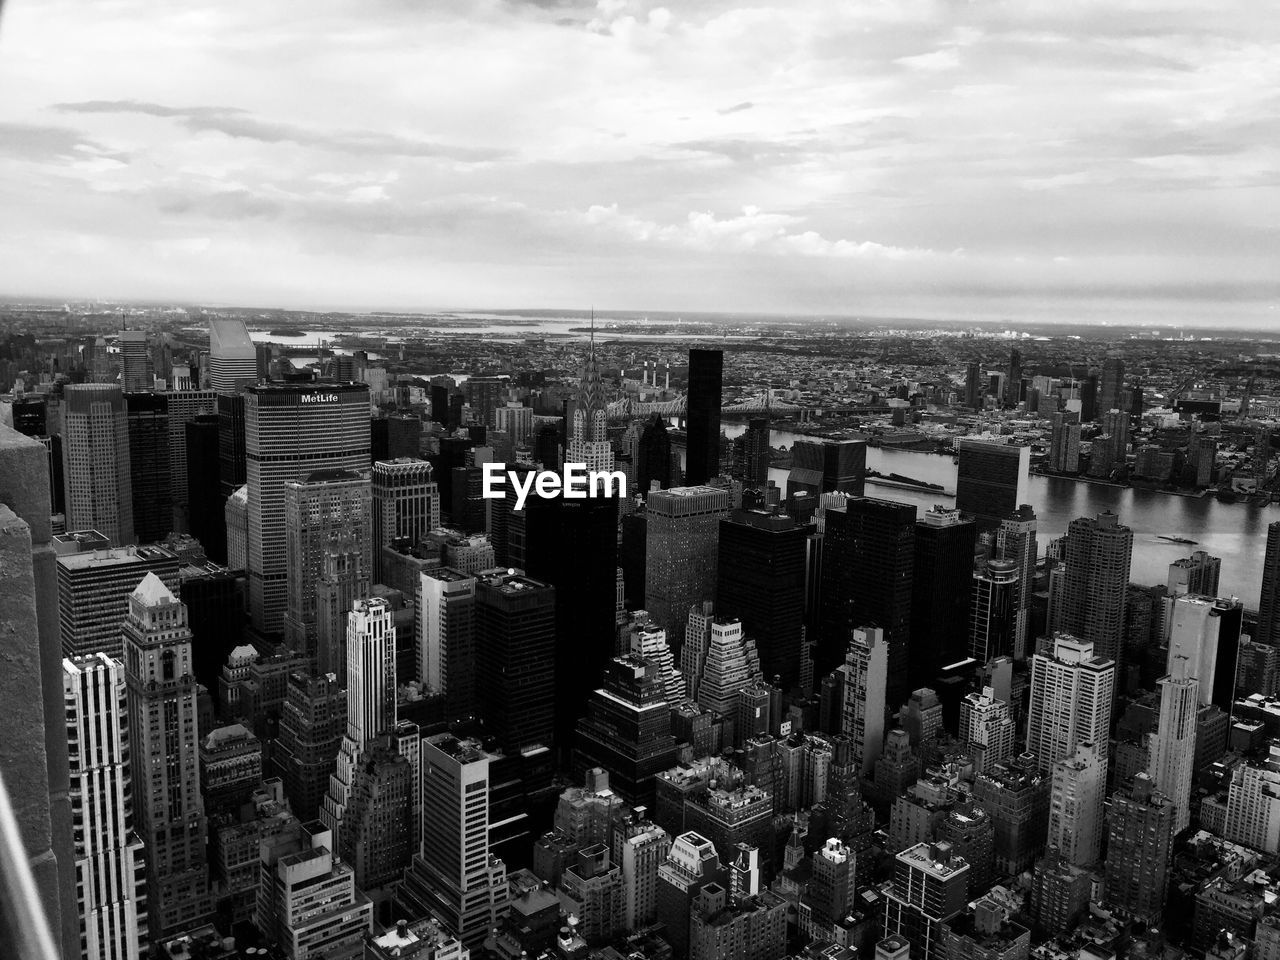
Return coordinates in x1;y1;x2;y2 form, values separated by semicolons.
185;414;225;563
734;417;770;489
180;568;247;694
217;392;246;500
636;414;672;496
716;508;812;690
125;391;171;543
787;438;866;498
685;348;723;486
620;510;647;611
11;396;46;436
911;510;977;688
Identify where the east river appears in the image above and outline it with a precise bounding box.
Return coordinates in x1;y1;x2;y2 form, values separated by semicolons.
722;423;1278;607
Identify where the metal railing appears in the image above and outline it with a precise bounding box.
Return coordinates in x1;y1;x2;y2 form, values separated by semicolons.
0;767;62;960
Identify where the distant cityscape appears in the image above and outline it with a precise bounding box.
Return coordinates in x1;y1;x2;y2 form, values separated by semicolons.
6;303;1280;960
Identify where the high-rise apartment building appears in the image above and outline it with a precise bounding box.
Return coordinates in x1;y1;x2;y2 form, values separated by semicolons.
959;687;1015;775
398;735;510;950
55;537;180;659
954;440;1029;528
122;574;213;940
657;831;725;959
964;362;983;410
64;653;148;958
612;812;671;933
124;392;172;543
245;382;370;634
1026;634;1115;767
996;505;1037;660
883;842;971;960
1262;522;1280;647
1004;347;1023;408
1048;412;1081;474
840;626;889;776
971;754;1050;876
820;497;916;702
969;559;1018;664
645;486;732;645
62;384;135;545
787;438;866;498
1098;356;1125;418
1169;550;1221;598
1047;741;1105;868
372;458;438;583
1148;657;1199;834
1103;773;1174;924
282;468;372;653
685;349;723;487
715;508;812;688
911;506;976;685
735;417;770;490
117;329;153;393
419;567;476;705
1050;511;1133;667
1223;743;1280;854
474;570;556;756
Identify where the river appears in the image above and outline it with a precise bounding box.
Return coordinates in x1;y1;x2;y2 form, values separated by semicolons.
721;423;1277;606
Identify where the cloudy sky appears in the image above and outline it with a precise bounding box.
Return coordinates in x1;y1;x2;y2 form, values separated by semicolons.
1;0;1277;327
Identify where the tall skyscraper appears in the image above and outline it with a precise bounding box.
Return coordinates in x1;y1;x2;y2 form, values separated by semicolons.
685;348;723;486
840;626;888;776
124;392;172;543
1103;773;1173;925
1168;550;1221;598
1026;634;1115;767
122;574;213;940
274;670;346;822
1148;656;1199;834
715;508;811;689
636;414;673;496
245;382;370;634
567;338;613;473
418;567;476;707
1099;356;1125;417
62;384;135;545
162;388;217;535
1260;521;1280;647
208;318;258;395
820;497;916;703
314;532;371;681
969;559;1018;664
645;486;731;645
787;438;866;498
117;329;153;393
1004;347;1023;409
735;417;770;490
911;506;976;684
688;615;763;716
474;569;556;756
397;735;509;950
959;687;1015;774
184;414;225;560
996;505;1037;660
372;458;438;584
1164;594;1242;709
1047;741;1105;868
1048;412;1081;474
964;362;982;410
1050;511;1133;667
954;440;1030;529
282;468;372;654
64;653;148;958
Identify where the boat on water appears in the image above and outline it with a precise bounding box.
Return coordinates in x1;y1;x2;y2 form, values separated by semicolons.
1156;535;1198;545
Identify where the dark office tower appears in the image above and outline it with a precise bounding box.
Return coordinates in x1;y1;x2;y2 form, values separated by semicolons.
434;434;474;518
685;348;723;486
1103;773;1174;925
965;362;983;410
525;492;620;745
787;438;867;498
244;383;370;635
339;736;413;892
820;498;916;704
186;414;225;562
637;414;673;496
118;329;153;392
621;510;648;611
1128;380;1144;420
716;509;811;689
1099;357;1125;417
737;418;771;490
315;533;370;681
450;465;489;534
1259;522;1280;646
448;393;465;429
274;671;346;822
573;655;680;810
996;505;1037;660
387;414;423;459
646;485;731;645
430;384;449;423
369;416;389;463
372;458;438;583
123;575;214;940
62;384;135;545
1048;411;1081;474
164;389;218;533
125;391;172;543
534;422;562;472
208;318;258;395
11;395;46;435
490;461;535;567
955;439;1030;530
911;506;977;686
1050;512;1133;666
969;560;1018;664
283;469;372;654
475;570;557;755
217;392;247;502
1004;348;1023;409
179;568;246;693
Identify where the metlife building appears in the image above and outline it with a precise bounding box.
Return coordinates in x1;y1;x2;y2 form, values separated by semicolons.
244;381;371;633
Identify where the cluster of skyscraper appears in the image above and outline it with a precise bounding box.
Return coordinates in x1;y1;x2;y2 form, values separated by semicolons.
6;322;1280;960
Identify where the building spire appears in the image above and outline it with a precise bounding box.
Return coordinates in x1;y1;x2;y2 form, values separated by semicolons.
589;306;595;360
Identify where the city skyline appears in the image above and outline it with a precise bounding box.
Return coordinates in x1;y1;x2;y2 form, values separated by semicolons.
0;1;1277;326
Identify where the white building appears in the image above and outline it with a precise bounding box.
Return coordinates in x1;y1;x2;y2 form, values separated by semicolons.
841;626;889;776
1026;633;1115;768
1148;656;1200;834
1048;741;1105;867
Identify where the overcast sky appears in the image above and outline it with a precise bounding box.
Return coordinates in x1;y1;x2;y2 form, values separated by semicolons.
1;0;1277;327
